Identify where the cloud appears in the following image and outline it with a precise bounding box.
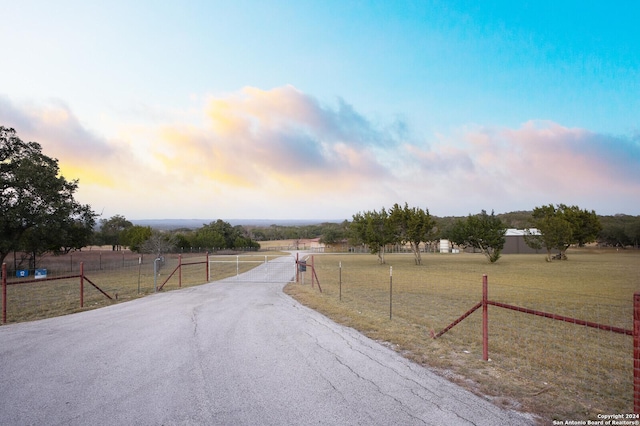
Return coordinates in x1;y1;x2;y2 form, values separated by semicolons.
1;90;638;219
207;86;395;148
6;85;408;219
0;95;124;188
482;120;639;196
151;85;404;192
397;120;639;215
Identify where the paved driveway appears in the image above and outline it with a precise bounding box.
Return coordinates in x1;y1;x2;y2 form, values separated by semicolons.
0;256;532;425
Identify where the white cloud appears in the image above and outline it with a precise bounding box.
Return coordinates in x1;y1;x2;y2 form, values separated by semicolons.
2;91;638;219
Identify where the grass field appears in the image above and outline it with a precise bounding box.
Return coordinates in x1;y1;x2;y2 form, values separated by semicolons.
284;249;639;423
3;247;637;422
1;251;275;324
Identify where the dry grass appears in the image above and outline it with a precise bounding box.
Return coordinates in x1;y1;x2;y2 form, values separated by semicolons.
285;249;639;422
2;251;278;324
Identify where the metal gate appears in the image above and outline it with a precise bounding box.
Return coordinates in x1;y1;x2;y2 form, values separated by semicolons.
208;255;296;283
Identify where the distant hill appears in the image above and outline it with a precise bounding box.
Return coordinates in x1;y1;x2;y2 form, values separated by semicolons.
131;218;344;230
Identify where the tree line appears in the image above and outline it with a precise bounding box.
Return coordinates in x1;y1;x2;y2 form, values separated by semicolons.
96;216;260;255
349;204;603;263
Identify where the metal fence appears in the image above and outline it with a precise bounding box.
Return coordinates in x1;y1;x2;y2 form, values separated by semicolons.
302;253;637;419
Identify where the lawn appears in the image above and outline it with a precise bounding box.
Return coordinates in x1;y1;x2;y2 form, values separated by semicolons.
285;248;639;423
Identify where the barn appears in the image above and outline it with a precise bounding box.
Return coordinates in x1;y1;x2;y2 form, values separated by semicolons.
503;229;543;254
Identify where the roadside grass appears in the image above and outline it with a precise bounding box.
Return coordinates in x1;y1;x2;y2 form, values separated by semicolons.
284;249;639;422
2;252;277;324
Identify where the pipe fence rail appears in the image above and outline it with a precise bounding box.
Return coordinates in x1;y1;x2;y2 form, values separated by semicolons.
0;252;212;324
300;253;637;419
2;262;114;324
431;274;638;413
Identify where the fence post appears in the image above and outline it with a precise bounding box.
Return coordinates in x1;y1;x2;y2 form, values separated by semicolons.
339;261;342;301
634;292;640;414
206;251;209;282
483;274;488;361
389;266;393;320
80;262;84;308
2;263;6;324
311;256;315;289
178;254;182;288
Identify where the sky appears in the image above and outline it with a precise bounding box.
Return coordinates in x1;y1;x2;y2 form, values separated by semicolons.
1;0;639;221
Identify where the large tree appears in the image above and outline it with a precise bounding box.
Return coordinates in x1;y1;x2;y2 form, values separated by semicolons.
350;207;396;264
120;225;153;253
389;203;436;265
526;204;601;261
318;221;350;249
0;126;96;265
98;214;133;251
17;204;96;269
447;210;507;263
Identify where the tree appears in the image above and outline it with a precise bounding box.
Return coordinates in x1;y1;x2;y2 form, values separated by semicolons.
141;230;176;256
120;225;153;253
189;220;259;252
192;223;227;250
17;203;96;269
350;208;396;264
561;204;601;248
525;213;572;261
526;204;601;261
0;126;96;265
389;203;436;265
319;221;349;249
627;219;640;249
448;210;506;263
98;215;133;251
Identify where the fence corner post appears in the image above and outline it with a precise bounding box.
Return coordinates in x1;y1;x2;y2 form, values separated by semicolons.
634;292;640;414
2;263;7;324
482;274;488;361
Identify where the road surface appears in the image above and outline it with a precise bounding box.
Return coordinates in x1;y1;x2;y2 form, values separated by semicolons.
0;255;533;425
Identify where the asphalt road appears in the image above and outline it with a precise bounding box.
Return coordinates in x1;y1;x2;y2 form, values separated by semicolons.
0;255;533;425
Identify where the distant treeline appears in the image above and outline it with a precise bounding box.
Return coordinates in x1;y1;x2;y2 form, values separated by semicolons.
242;211;640;249
92;211;640;255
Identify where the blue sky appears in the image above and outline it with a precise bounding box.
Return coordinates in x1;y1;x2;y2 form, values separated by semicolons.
1;1;638;220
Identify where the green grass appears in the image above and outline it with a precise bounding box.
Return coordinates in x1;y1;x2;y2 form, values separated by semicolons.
285;249;639;423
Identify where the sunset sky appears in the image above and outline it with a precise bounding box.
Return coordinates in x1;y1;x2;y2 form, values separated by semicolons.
1;1;639;221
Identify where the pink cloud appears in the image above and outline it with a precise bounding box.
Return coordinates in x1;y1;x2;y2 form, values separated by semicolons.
0;95;116;162
402;120;639;214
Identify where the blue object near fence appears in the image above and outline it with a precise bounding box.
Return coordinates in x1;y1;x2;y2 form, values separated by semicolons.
35;269;47;279
16;270;29;278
